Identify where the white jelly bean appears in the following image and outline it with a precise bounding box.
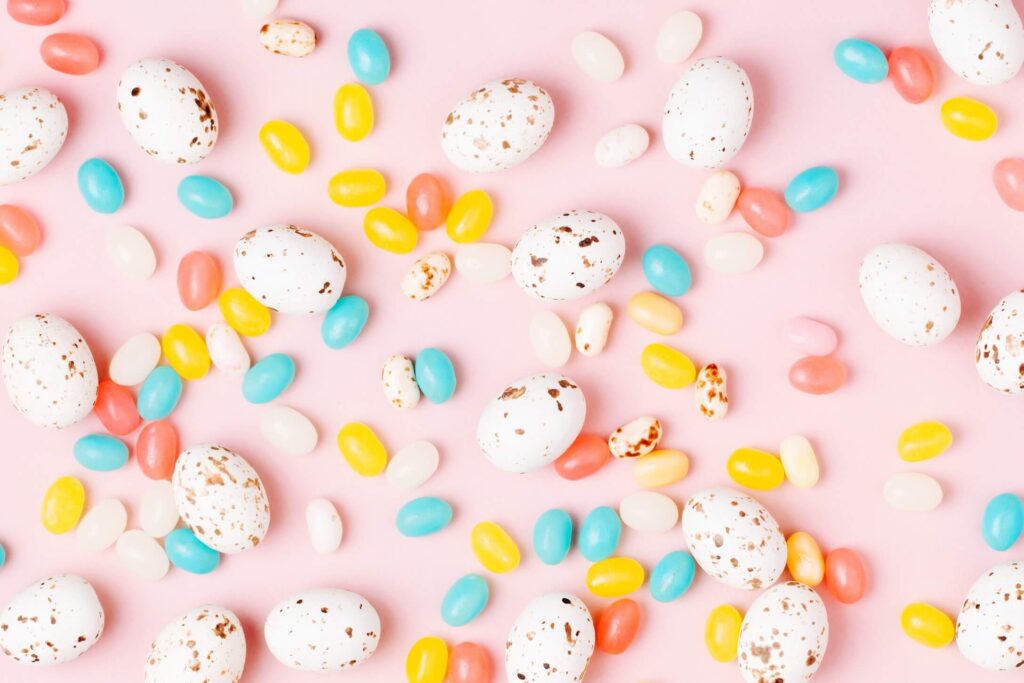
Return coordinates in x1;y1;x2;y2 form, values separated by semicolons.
884;472;943;512
609;415;662;459
109;332;161;386
656;10;703;64
454;242;511;283
575;302;613;357
139;480;179;538
381;355;421;410
779;435;820;488
206;323;250;374
305;498;343;554
116;529;170;580
695;170;741;224
530;310;572;368
76;498;127;552
242;0;278;19
385;440;440;489
704;232;764;274
594;124;650;168
619;491;679;532
261;405;318;455
107;225;156;279
259;19;316;57
401;252;451;301
571;31;625;82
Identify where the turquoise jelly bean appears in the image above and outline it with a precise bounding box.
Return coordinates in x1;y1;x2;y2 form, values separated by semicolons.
983;493;1024;551
642;245;692;297
396;496;452;537
578;505;621;562
77;158;124;214
73;434;129;472
415;348;456;404
785;166;839;212
322;295;369;349
649;550;696;602
177;175;233;219
0;542;6;568
347;28;391;85
833;38;888;84
137;366;183;420
164;528;220;574
243;353;295;404
533;508;573;565
441;574;489;627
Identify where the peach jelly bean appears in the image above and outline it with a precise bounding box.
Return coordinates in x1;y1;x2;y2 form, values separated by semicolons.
789;355;846;394
448;642;491;683
887;47;934;104
136;421;178;480
407;173;450;230
627;291;683;335
8;0;65;25
994;158;1024;211
94;380;140;436
824;547;867;604
786;531;824;587
779;317;838;356
554;433;611;481
177;251;221;310
0;205;42;255
736;188;790;237
40;33;101;75
596;598;641;654
633;449;689;488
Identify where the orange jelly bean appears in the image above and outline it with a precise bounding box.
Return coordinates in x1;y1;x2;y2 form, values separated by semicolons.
887;47;933;104
136;421;178;480
8;0;65;25
40;33;100;75
554;433;611;481
177;251;221;311
786;531;825;587
789;355;846;394
824;547;867;604
0;205;42;255
94;380;140;436
597;598;642;655
736;188;790;237
406;173;450;230
447;642;492;683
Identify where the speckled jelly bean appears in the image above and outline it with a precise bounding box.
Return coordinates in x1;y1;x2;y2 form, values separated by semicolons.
888;47;934;104
348;28;390;84
177;251;221;311
982;493;1024;551
137;366;183;421
219;287;271;337
641;343;696;389
328;168;386;207
177;175;233;219
406;636;447;683
243;353;295;403
407;173;450;230
901;603;954;648
259;120;310;173
334;83;374;142
554;433;611;481
785;166;839;212
73;434;129;472
471;521;520;573
727;447;785;490
898;420;952;462
941;97;997;141
164;527;220;574
649;550;695;602
634;449;689;488
441;574;489;627
833;38;888;83
397;497;453;537
77;158;124;213
705;605;743;662
786;531;825;587
446;190;493;244
337;422;388;476
825;547;867;604
136;420;177;480
322;295;369;349
587;557;645;598
162;324;210;380
596;598;641;655
0;204;42;255
94;380;140;435
364;207;418;253
41;475;85;534
642;244;691;296
415;348;456;404
40;33;100;75
533;508;573;565
579;505;622;562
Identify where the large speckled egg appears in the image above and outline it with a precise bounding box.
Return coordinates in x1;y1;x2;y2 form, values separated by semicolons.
144;605;246;683
0;87;68;185
0;574;104;666
957;561;1024;670
2;314;97;429
738;582;829;683
976;290;1024;394
505;593;594;683
928;0;1024;85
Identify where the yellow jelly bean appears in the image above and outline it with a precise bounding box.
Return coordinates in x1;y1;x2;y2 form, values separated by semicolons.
364;207;418;254
406;636;448;683
941;97;997;141
470;521;521;573
162;323;211;380
640;343;696;389
259;119;310;173
901;602;955;648
727;447;785;490
786;531;824;587
705;604;743;662
41;475;85;534
445;190;493;244
218;287;271;337
897;420;952;462
586;557;646;598
334;83;374;142
628;291;683;335
633;449;689;488
0;244;18;284
337;422;388;476
328;169;387;207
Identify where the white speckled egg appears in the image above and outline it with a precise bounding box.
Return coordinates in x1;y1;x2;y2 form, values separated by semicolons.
663;57;753;169
381;354;420;410
928;0;1024;85
477;372;586;473
511;210;625;300
263;588;380;671
401;252;451;301
0;87;68;185
505;593;594;683
233;225;346;315
0;574;104;666
172;444;270;554
116;58;218;164
594;123;650;168
144;605;246;683
858;243;961;346
2;314;97;429
957;561;1024;670
682;487;786;590
441;79;554;173
976;290;1024;393
738;582;829;683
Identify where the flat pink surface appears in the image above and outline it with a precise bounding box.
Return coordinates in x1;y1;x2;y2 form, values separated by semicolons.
2;1;1024;681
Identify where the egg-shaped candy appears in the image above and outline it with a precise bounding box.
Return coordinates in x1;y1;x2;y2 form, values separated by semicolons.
976;290;1024;393
928;0;1024;86
0;574;104;666
505;593;594;683
144;605;245;683
737;582;828;683
0;87;68;185
264;588;380;671
957;561;1024;670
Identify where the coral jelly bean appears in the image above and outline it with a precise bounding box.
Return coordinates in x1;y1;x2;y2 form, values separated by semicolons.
94;380;140;435
136;420;178;480
596;599;641;654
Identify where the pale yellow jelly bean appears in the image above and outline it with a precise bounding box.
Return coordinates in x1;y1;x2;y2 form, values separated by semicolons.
337;422;388;476
327;169;386;207
41;475;86;534
218;287;271;337
786;531;824;587
471;521;521;573
640;343;696;389
333;83;374;142
633;449;689;488
162;323;211;380
627;292;683;335
779;434;819;488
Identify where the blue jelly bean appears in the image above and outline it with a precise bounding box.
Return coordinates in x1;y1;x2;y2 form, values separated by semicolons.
0;542;6;569
533;508;573;565
77;158;124;214
834;38;889;84
396;496;453;537
347;28;391;85
785;166;839;212
177;175;234;219
649;550;696;602
441;574;489;627
243;353;295;404
415;348;456;404
73;434;129;472
578;505;621;562
642;245;692;297
983;493;1024;551
137;366;183;420
165;528;221;574
322;295;369;349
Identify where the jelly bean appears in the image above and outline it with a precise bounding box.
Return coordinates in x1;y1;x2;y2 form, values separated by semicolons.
641;343;696;389
259;120;310;173
901;603;954;648
695;170;740;224
386;440;440;489
116;529;169;580
447;642;491;683
737;188;790;237
789;355;846;394
530;310;571;367
261;405;318;456
628;292;683;335
594;123;650;168
407;173;450;230
833;38;888;83
337;422;388;476
334;83;374;142
0;205;42;255
695;363;729;419
642;245;692;297
634;449;689;488
579;505;622;562
383;355;421;408
571;31;624;82
779;317;837;356
597;599;641;654
455;242;511;283
177;251;221;311
78;158;124;214
94;380;140;435
0;246;18;284
8;0;64;24
322;295;370;349
446;190;493;244
779;434;819;488
705;605;743;662
207;323;250;374
177;175;233;219
364;207;418;253
218;287;271;337
824;547;867;604
402;251;452;302
415;348;456;404
982;493;1024;551
897;420;952;462
136;420;178;479
471;521;520;573
888;47;934;104
704;232;763;273
162;324;211;380
406;636;447;683
727;448;785;490
41;475;85;534
609;415;663;459
554;433;611;481
785;166;839;212
243;353;295;403
397;497;453;537
74;434;129;472
164;527;220;574
619;491;679;533
40;33;100;75
941;97;997;141
348;28;391;85
241;0;277;19
587;557;645;598
328;169;386;207
110;332;161;386
75;498;126;552
574;302;613;357
533;509;573;565
106;225;156;279
137;366;183;421
306;497;343;554
649;550;695;602
786;531;824;587
656;10;702;63
0;542;5;568
441;574;489;627
884;472;943;512
139;480;178;537
994;158;1024;211
259;18;315;57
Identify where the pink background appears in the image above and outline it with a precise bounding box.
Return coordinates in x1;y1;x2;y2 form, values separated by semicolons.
2;0;1024;681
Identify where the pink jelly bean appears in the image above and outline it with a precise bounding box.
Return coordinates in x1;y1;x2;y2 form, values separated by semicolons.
887;47;934;104
994;158;1024;212
41;33;101;75
0;205;42;256
780;317;838;356
7;0;65;25
789;355;846;394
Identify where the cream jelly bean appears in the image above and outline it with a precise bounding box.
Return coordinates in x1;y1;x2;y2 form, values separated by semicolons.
382;355;421;409
609;416;662;458
619;491;679;533
694;363;728;419
594;124;650;168
206;323;251;374
471;522;521;573
107;225;156;279
109;332;161;385
695;170;741;224
139;480;179;538
628;292;682;335
571;31;625;82
76;499;127;552
116;529;169;580
305;498;343;553
259;19;316;57
656;10;702;63
634;449;689;488
704;232;764;273
779;434;820;488
454;242;510;283
884;472;943;511
575;302;613;356
386;440;439;489
261;405;318;455
402;252;451;301
529;310;572;367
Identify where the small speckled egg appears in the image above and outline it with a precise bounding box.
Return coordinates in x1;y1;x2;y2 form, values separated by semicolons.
441;78;554;173
682;487;786;590
477;372;586;473
0;574;104;666
608;415;662;459
738;582;829;683
505;593;595;683
233;225;347;315
928;0;1024;86
2;314;97;429
976;290;1024;393
401;252;451;301
116;58;218;164
956;561;1024;670
0;87;68;185
263;588;380;672
594;123;650;168
144;605;246;683
381;354;420;409
858;243;961;346
172;444;270;554
259;19;316;57
510;210;625;300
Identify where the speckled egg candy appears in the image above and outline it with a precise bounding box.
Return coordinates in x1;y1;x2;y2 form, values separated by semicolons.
505;593;595;683
259;19;316;57
976;290;1024;393
144;605;245;683
0;87;68;185
737;582;829;683
956;561;1024;670
928;0;1024;85
381;354;420;409
401;252;451;301
0;574;104;666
